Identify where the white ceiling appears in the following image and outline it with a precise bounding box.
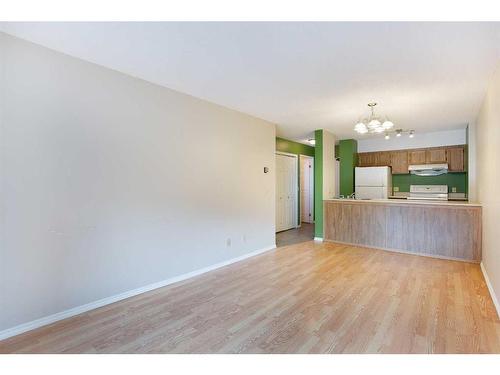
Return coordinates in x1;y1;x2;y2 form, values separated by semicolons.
1;22;499;143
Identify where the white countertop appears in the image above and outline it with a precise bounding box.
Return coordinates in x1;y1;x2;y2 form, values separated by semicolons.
324;198;481;207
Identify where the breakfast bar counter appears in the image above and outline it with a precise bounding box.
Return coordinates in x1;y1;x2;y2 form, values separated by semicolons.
323;198;482;262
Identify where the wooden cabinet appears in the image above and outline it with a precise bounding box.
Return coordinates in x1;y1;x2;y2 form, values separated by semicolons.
408;150;426;165
390;151;409;174
447;147;465;172
358;151;391;167
358;152;376;167
356;145;466;174
426;148;447;163
376;151;391;166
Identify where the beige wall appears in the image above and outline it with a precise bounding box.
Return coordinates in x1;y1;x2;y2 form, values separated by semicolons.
0;33;276;334
322;130;337;199
476;63;500;312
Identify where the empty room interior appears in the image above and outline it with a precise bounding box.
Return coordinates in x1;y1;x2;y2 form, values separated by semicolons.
2;20;500;356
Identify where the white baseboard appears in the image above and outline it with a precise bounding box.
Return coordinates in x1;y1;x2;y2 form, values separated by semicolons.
480;262;500;319
313;237;323;242
0;244;276;341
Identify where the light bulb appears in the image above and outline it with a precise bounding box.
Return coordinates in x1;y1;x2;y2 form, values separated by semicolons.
409;130;415;138
368;119;381;129
354;122;368;134
382;120;394;130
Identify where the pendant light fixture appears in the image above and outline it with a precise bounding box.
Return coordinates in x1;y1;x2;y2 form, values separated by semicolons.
354;102;414;140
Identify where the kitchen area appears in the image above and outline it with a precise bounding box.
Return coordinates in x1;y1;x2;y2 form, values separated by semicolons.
327;137;482;262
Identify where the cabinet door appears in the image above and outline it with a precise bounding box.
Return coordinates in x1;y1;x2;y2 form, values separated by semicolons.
426;148;447;163
447;147;464;172
408;150;426;165
357;153;368;167
377;151;391;166
358;152;376;167
390;151;409;174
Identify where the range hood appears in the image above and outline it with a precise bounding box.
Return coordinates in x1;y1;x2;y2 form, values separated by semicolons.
408;164;448;176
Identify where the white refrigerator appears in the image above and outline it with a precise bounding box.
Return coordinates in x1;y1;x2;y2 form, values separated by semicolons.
355;167;392;199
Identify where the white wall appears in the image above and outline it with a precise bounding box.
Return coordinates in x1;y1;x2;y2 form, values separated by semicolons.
322;130;336;199
0;33;276;333
357;128;467;152
476;63;500;313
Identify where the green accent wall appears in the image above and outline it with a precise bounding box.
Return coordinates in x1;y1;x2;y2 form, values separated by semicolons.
338;139;358;196
276;137;314;156
314;130;323;238
392;172;468;194
276;137;315;226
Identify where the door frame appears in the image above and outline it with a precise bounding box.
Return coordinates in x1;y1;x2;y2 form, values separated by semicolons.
299;154;314;224
275;151;299;233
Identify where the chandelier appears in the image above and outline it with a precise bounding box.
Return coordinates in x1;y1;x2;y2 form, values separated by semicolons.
354;102;414;139
354;103;393;134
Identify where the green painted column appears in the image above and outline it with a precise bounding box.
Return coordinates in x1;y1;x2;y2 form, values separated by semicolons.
338;139;358;196
314;130;323;238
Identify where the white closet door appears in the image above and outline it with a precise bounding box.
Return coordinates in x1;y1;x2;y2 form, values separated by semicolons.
276;153;297;232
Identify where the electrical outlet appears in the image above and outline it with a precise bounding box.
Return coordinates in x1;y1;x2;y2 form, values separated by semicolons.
452;187;457;193
393;186;399;192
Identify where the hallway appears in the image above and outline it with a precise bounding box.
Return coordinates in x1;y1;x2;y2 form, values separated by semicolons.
276;223;314;247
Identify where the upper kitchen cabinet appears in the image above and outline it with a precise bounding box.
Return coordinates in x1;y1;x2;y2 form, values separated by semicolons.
358;152;377;167
426;148;447;163
376;151;392;166
390;151;409;174
408;150;426;165
447;146;465;172
356;144;466;173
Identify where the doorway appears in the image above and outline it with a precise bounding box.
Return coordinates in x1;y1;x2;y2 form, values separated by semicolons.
275;152;298;233
299;155;314;224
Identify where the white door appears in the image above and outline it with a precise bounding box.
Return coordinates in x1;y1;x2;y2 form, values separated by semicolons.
276;153;298;232
300;156;314;223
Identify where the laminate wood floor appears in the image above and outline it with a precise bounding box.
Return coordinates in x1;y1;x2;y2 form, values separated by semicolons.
276;222;314;247
1;241;499;354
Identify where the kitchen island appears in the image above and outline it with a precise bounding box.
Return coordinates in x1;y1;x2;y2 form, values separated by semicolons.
323;198;482;262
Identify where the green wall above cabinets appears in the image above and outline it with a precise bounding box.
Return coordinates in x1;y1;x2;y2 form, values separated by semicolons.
276;137;314;156
338;139;358;196
392;172;468;194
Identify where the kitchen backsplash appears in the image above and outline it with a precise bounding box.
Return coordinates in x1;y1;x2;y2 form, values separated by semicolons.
392;172;468;194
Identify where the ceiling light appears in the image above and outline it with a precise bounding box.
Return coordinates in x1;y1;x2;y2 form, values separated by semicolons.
396;129;402;137
385;134;390;140
409;130;415;138
382;120;394;130
307;138;316;145
354;122;368;134
368;119;381;129
354;103;394;135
